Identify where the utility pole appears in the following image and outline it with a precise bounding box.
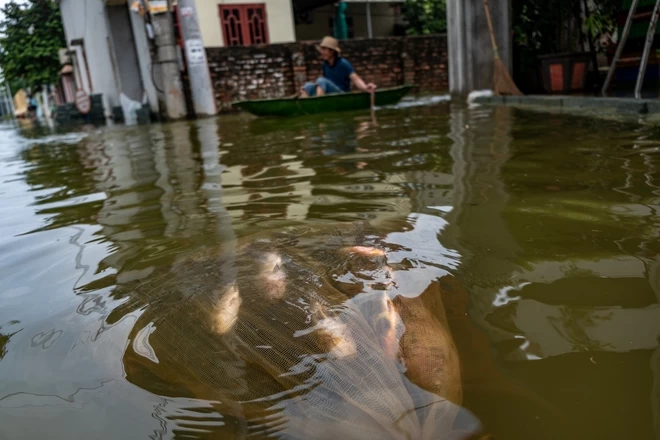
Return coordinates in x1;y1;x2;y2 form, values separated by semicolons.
177;0;217;116
151;1;187;119
366;0;373;39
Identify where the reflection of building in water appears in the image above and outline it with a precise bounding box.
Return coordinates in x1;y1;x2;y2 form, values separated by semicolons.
35;120;243;435
441;104;660;439
77;122;237;281
216;110;461;225
298;118;415;223
219;133;315;222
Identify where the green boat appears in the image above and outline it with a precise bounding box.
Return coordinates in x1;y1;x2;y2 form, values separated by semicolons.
232;85;415;117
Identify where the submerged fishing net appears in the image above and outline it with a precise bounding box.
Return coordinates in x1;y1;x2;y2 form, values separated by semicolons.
118;222;482;439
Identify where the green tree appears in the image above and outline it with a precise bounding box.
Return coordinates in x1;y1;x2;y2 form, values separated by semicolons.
0;0;66;91
512;0;620;56
404;0;447;35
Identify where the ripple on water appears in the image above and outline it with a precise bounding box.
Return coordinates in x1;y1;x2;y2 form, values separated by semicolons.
1;106;660;439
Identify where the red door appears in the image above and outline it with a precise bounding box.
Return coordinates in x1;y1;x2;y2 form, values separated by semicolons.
219;4;269;46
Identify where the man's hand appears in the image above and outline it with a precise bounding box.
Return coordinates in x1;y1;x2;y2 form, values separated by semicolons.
350;73;377;94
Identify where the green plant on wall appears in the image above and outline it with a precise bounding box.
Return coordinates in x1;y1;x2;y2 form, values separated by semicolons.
404;0;447;35
583;0;620;45
0;0;66;91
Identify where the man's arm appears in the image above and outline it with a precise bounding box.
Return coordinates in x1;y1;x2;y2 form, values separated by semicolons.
350;72;377;93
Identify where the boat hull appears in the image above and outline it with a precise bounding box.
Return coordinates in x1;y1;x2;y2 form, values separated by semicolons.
232;85;415;117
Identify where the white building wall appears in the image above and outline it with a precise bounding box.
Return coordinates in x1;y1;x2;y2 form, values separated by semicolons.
59;0;159;119
197;0;296;47
59;0;119;118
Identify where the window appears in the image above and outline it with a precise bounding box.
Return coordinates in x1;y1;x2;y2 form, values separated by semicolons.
219;4;269;46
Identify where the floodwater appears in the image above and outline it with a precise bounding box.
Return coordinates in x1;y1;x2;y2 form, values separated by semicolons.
1;100;659;440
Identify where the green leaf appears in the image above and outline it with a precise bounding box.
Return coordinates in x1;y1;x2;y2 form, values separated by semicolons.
0;0;65;89
403;0;446;35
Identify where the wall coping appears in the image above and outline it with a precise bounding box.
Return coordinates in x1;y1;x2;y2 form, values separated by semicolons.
205;34;449;51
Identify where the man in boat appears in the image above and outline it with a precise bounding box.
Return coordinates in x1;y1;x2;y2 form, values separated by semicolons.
300;36;377;98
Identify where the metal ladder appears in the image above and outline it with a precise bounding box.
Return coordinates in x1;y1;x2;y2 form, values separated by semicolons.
601;0;660;98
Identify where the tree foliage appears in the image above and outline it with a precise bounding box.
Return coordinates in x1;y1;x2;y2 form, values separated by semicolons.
512;0;620;56
404;0;447;35
0;0;66;90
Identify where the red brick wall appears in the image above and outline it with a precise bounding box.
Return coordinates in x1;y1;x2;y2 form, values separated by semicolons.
332;38;405;88
206;44;297;110
404;36;448;93
206;35;448;112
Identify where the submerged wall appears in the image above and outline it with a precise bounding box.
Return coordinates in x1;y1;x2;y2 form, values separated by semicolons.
206;35;448;112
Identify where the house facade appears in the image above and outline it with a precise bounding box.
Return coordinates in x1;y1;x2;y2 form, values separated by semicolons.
55;0;408;124
294;0;405;41
196;0;297;47
57;0;159;123
195;0;405;48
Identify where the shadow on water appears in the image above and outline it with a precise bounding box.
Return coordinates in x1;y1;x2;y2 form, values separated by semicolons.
0;101;659;439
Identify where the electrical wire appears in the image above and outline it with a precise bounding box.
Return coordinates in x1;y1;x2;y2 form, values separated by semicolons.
151;62;165;94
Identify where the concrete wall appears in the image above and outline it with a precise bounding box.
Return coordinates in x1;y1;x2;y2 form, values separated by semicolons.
447;0;512;94
295;3;400;41
197;0;296;47
107;5;144;102
129;4;160;115
54;94;106;125
207;35;448;112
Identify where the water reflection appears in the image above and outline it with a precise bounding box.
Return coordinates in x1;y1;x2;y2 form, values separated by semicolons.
0;102;659;439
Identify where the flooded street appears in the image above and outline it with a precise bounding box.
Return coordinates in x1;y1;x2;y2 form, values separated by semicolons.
1;101;659;439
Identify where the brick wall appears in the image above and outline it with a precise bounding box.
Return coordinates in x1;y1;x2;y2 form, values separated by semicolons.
404;36;448;93
206;44;297;111
338;38;405;88
207;35;448;112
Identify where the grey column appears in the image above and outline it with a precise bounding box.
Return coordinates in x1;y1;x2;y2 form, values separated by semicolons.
177;0;218;117
447;0;512;95
152;6;187;120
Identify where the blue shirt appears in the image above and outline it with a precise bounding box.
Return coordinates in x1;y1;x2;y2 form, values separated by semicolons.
323;57;354;92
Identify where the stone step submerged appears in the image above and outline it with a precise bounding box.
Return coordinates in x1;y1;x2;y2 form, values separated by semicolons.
474;94;660;122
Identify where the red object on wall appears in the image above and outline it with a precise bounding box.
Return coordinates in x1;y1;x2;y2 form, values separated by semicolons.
550;64;564;92
571;62;586;90
219;4;269;46
539;53;592;94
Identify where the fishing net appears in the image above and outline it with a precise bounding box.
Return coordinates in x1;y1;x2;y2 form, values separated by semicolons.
118;222;482;439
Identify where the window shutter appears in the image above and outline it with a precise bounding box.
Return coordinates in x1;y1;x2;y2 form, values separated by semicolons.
219;4;269;46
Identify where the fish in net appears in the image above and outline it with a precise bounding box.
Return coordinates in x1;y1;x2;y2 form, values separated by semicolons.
118;223;483;439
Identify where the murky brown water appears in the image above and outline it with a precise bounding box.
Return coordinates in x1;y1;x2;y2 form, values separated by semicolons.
1;101;659;439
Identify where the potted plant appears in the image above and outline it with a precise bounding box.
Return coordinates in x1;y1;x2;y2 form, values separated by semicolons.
513;0;618;94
